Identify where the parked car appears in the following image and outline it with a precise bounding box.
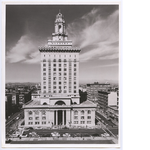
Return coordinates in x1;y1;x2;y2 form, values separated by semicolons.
63;133;70;137
51;132;60;137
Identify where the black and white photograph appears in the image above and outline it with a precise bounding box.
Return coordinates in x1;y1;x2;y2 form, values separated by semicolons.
3;2;120;147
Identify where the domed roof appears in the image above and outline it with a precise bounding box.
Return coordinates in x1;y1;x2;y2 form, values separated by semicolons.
55;10;65;23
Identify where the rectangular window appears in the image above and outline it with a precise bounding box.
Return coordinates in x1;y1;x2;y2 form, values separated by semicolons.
43;81;46;85
74;73;76;76
43;86;46;89
87;121;91;124
42;121;46;124
74;64;76;67
74;121;78;124
59;68;61;71
87;116;91;119
74;86;76;89
64;64;67;67
43;68;46;71
74;77;76;80
59;77;61;80
35;122;40;125
80;121;85;124
43;64;46;67
74;90;76;93
53;68;56;71
59;82;61;84
74;82;76;84
53;73;56;76
28;122;33;125
74;116;78;119
74;68;76;71
64;68;67;71
53;77;56;80
59;64;61;67
43;77;46;80
53;64;56;67
64;73;67;76
59;73;61;76
53;82;56;85
53;86;56;89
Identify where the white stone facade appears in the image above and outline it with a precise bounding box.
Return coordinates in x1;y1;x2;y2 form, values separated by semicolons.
23;12;96;128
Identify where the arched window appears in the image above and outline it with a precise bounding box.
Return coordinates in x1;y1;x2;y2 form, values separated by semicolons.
55;101;66;105
74;110;78;115
81;110;84;115
43;102;48;105
88;110;91;114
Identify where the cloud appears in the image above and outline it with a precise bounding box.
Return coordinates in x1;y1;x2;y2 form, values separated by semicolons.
66;8;119;62
6;34;42;64
6;7;119;64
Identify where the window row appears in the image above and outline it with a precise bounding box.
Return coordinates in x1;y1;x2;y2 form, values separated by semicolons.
43;59;77;62
29;116;46;120
74;116;91;119
74;121;91;124
74;110;91;115
53;81;76;85
28;121;46;125
28;111;46;115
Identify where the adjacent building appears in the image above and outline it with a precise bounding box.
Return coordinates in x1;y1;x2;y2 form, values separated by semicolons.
23;12;96;128
87;82;110;102
97;91;118;112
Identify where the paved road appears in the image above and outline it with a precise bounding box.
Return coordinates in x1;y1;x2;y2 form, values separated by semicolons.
6;109;24;127
10;140;114;144
96;111;117;127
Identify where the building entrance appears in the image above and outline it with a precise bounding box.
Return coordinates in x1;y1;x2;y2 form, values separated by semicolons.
58;110;62;125
54;110;66;125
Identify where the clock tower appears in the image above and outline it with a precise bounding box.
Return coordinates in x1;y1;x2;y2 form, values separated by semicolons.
51;12;68;41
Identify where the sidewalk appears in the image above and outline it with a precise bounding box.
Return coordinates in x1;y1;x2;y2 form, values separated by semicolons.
9;136;118;144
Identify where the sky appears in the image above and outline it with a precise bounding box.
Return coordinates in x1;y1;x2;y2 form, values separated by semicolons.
5;5;119;84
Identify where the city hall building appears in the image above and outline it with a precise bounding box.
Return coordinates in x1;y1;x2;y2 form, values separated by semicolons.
23;12;96;127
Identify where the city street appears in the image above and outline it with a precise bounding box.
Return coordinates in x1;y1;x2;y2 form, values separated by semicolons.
96;111;117;127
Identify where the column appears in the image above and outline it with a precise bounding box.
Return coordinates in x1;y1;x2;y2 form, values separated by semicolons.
56;110;58;125
62;110;64;125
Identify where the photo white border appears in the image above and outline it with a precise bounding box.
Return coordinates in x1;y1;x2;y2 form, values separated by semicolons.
1;0;122;148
